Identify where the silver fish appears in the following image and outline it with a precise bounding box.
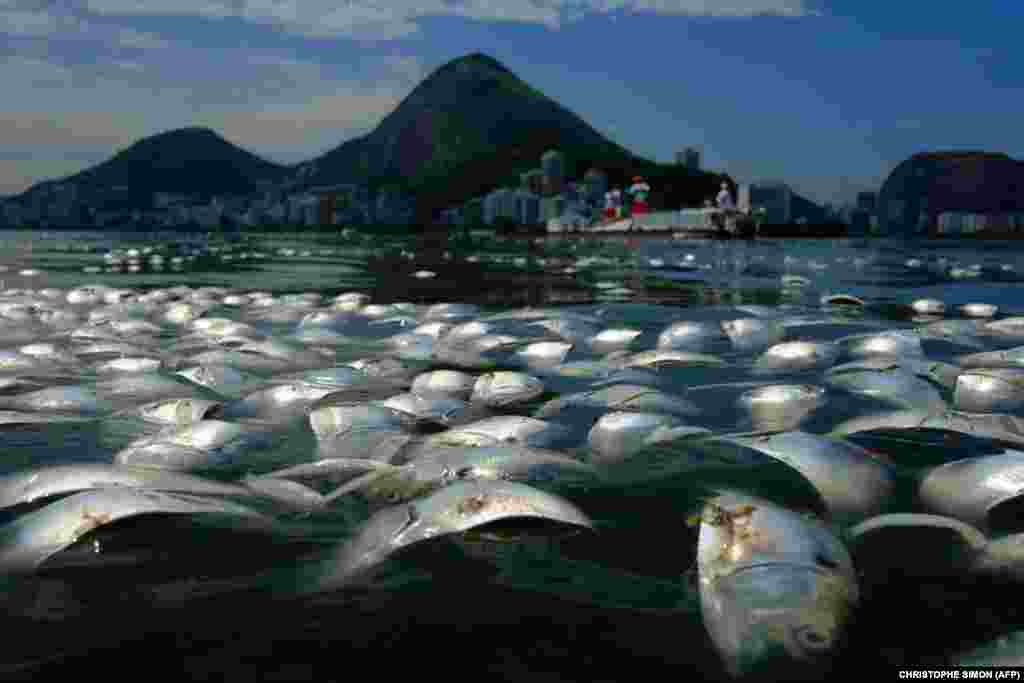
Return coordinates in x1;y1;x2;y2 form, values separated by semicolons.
847;513;988;578
656;320;730;352
753;341;839;374
587;411;711;465
318;480;593;587
410;369;477;400
737;384;827;432
535;384;700;420
428;416;577;450
470;371;545;408
713;431;896;524
918;452;1024;534
697;493;858;678
825;360;946;412
0;463;250;511
954;368;1024;413
0;488;268;574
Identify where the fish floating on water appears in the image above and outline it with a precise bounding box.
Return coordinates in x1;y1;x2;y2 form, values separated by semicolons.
1;270;1024;678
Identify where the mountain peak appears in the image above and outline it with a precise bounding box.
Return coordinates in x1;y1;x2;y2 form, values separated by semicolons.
438;52;511;75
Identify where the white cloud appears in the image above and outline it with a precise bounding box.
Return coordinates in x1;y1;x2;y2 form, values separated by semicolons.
79;0;819;39
0;4;169;47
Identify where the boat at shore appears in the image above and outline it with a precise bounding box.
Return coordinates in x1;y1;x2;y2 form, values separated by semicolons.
546;208;756;239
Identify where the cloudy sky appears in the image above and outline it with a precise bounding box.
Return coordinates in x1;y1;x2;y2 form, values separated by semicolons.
2;1;1021;206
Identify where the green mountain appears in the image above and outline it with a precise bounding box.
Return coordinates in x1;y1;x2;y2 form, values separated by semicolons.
19;127;287;208
300;53;728;220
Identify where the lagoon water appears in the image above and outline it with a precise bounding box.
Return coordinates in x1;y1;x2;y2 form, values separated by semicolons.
4;229;1024;679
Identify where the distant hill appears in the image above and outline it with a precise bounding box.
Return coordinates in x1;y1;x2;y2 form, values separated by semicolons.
14;53;740;219
879;150;1024;234
18;127;287;208
298;53;728;219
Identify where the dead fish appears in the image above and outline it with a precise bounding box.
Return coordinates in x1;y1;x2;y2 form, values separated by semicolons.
617;350;727;370
737;384;827;432
308;404;422;443
959;303;998;318
954;368;1024;413
427;416;577;450
0;385;113;415
586;411;711;465
656;320;730;352
712;431;897;524
839;331;923;359
136;398;223;426
0;463;250;511
721;317;785;352
911;298;945;315
313;445;602;506
918;451;1024;534
470;371;545;408
753;341;838;374
957;347;1024;370
374;392;481;428
317;480;593;587
586;328;643;354
825;360;946;413
175;364;268;399
514;340;574;369
696;493;858;678
93;357;164;374
986;317;1024;338
218;382;336;422
114;420;275;471
410;369;477;400
0;488;268;574
847;513;988;578
535;384;700;420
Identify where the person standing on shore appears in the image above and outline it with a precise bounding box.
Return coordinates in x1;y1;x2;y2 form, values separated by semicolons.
605;187;622;219
716;181;736;235
716;182;735;211
628;176;651;215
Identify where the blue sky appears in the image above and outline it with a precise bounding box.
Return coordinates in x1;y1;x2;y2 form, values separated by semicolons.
1;1;1021;206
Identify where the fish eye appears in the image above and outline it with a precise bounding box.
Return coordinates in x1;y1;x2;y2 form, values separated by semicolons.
791;625;833;653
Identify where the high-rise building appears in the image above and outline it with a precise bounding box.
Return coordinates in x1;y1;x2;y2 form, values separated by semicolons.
541;149;566;196
678;148;701;171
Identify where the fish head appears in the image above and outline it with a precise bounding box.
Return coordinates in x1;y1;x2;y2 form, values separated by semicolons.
702;563;855;678
696;495;858;678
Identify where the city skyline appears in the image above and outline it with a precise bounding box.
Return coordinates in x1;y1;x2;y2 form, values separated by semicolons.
2;1;1022;207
